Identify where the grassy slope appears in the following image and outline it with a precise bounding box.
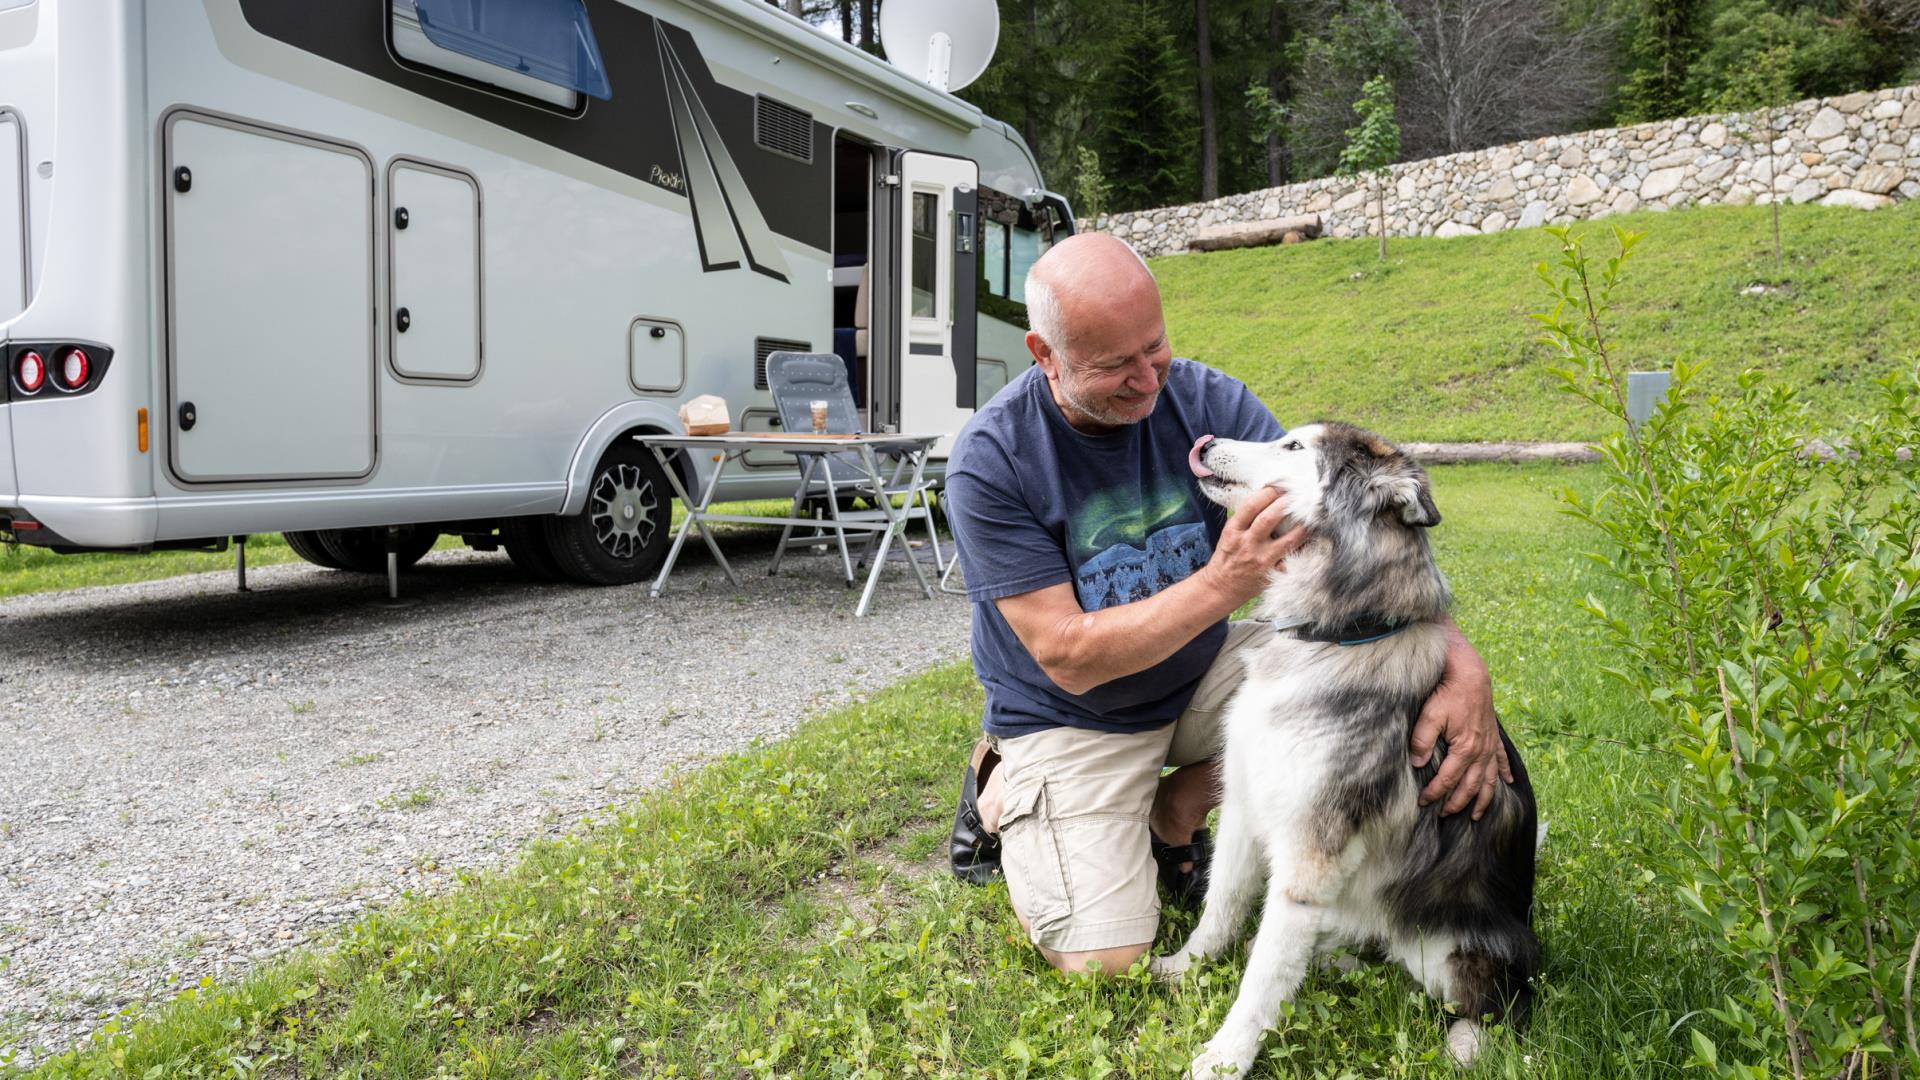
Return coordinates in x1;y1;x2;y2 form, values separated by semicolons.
1156;201;1920;442
15;464;1721;1079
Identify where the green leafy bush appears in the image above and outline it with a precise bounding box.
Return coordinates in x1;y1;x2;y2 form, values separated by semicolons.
1534;225;1920;1078
1335;74;1400;262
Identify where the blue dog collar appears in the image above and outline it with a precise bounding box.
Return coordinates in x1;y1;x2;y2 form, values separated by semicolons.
1273;616;1414;647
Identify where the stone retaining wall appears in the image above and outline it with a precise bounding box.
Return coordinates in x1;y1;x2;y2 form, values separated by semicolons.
1092;84;1920;256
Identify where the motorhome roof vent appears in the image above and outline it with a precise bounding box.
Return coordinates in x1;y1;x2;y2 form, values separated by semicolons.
754;96;813;163
754;337;811;391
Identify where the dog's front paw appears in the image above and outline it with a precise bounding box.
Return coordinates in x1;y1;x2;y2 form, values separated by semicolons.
1148;952;1192;983
1445;1019;1484;1066
1185;1040;1255;1079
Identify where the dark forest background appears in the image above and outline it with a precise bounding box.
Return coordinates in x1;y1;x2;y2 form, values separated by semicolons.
769;0;1920;215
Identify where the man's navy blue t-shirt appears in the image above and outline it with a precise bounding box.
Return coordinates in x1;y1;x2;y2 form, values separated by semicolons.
944;358;1285;738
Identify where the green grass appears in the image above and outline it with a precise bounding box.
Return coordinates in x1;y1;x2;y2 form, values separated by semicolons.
8;464;1722;1079
0;500;796;600
1157;200;1920;442
0;534;310;598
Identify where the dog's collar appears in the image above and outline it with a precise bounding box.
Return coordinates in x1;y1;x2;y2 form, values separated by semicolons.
1273;615;1414;647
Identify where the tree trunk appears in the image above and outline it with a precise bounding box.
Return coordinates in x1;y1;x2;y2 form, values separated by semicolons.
1376;173;1388;261
1023;0;1041;157
859;0;875;48
784;0;802;17
838;0;852;42
1769;108;1783;277
1196;0;1218;200
1266;0;1290;187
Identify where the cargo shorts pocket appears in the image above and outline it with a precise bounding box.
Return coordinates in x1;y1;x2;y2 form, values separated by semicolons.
995;779;1072;940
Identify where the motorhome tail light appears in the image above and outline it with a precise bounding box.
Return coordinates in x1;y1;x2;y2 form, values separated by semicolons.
8;342;113;399
58;348;91;390
14;350;45;393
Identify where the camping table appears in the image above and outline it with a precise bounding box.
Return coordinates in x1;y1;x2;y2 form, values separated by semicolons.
635;432;941;618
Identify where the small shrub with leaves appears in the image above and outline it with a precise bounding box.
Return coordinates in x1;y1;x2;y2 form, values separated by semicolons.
1336;74;1399;263
1534;225;1920;1079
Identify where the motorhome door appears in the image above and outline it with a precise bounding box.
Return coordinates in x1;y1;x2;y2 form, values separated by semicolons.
893;151;978;454
165;114;377;483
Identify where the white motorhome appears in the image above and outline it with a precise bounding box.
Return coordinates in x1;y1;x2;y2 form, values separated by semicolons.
0;0;1070;584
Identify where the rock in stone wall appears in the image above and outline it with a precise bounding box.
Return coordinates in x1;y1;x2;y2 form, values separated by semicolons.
1091;85;1920;256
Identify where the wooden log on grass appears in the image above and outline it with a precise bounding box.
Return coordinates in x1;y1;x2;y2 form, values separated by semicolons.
1401;442;1602;465
1189;214;1323;252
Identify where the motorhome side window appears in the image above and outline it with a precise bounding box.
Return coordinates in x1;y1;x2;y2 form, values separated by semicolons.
976;186;1050;329
389;0;612;113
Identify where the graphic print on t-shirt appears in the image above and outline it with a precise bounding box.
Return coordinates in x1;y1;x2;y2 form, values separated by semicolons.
1069;476;1213;611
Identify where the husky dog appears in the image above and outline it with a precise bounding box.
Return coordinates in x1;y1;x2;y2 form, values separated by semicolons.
1152;423;1539;1077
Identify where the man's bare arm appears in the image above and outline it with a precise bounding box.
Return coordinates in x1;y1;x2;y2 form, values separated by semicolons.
1408;617;1514;819
995;487;1306;695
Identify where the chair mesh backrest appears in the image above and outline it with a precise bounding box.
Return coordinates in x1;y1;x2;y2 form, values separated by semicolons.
765;352;868;483
766;352;861;434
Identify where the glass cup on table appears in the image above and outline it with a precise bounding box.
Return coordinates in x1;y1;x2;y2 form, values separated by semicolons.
809;400;830;434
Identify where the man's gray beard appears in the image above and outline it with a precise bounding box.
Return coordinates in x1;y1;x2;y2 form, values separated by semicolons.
1058;369;1145;428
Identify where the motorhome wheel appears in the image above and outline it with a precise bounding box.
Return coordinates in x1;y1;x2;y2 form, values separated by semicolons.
543;440;671;585
314;526;440;575
503;516;566;582
283;530;350;571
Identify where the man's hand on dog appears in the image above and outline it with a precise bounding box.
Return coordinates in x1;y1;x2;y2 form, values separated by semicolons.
1409;624;1513;820
1202;486;1308;604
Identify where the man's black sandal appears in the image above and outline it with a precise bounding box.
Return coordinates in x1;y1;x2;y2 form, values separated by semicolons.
1151;827;1212;909
949;740;1002;884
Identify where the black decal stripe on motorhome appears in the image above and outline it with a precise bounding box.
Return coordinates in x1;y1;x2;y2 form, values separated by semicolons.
657;28;745;274
657;29;791;283
234;0;830;254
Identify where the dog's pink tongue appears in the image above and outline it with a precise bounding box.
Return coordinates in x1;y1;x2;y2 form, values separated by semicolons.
1189;435;1215;478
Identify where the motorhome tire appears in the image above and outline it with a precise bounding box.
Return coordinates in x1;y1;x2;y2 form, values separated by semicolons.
543;440;671;585
283;530;350;570
314;526;439;575
502;517;566;582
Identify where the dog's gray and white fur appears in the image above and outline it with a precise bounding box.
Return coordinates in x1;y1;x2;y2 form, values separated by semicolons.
1152;422;1538;1077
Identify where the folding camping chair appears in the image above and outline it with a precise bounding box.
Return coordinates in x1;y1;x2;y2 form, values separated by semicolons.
763;352;950;584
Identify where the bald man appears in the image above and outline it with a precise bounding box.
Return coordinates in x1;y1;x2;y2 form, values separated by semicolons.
942;233;1510;977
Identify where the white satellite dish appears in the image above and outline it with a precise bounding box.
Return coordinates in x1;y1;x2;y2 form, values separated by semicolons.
880;0;999;94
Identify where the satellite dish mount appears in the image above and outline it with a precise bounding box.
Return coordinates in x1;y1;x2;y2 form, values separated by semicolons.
881;0;999;95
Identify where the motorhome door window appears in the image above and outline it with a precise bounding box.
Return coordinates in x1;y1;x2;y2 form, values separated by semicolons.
390;0;610;109
910;191;938;320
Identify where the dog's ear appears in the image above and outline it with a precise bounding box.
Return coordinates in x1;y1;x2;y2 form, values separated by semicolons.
1374;468;1442;527
1405;485;1442;527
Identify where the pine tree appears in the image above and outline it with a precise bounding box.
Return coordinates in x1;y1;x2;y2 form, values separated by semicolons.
1093;1;1196;212
1615;0;1704;122
1262;0;1294;186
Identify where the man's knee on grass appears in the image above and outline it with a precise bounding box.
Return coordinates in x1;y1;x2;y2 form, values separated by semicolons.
1043;941;1151;976
1016;910;1150;976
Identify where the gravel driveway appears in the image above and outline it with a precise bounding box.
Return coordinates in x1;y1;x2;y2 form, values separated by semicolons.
0;534;972;1067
